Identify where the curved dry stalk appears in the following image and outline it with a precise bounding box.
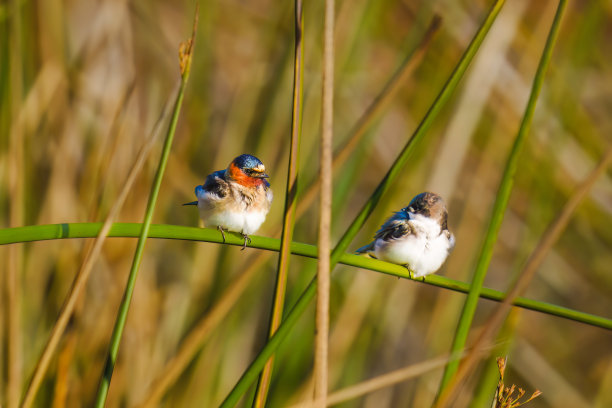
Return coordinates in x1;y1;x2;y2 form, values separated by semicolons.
290;345;498;407
326;353;460;406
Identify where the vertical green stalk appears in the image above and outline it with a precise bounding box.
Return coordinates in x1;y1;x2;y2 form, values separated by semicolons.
93;9;198;407
437;0;568;396
219;1;505;405
252;1;304;406
437;142;611;405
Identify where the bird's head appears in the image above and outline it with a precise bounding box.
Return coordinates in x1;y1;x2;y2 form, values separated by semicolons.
404;192;449;229
227;154;270;187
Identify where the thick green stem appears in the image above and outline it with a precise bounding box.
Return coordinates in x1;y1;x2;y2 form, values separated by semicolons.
1;222;611;332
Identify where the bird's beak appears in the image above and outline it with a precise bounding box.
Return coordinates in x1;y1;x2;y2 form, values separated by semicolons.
255;172;269;179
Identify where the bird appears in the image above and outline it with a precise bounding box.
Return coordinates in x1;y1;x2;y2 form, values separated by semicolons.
184;154;273;250
356;192;454;278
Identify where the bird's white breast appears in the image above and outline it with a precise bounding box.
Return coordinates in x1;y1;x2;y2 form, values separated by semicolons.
197;188;270;235
374;215;453;277
201;208;268;235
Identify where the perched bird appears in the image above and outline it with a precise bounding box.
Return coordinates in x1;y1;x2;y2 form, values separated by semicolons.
356;192;454;278
184;154;273;249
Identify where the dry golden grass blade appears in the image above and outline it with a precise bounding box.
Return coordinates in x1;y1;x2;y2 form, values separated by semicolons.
253;0;304;405
313;0;335;404
289;349;481;407
6;1;26;406
325;354;459;407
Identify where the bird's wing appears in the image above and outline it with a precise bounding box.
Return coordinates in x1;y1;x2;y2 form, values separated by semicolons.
355;241;375;254
200;170;230;199
374;211;415;241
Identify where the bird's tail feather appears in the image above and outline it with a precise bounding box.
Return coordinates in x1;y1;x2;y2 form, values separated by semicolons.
183;201;198;206
355;241;375;254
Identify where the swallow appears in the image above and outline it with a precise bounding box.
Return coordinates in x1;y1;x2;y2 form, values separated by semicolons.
356;192;454;278
184;154;273;250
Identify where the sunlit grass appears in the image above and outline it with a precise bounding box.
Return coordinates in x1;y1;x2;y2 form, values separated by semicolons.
2;1;612;407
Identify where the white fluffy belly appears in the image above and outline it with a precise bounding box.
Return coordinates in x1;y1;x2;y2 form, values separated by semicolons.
200;208;267;235
375;236;425;268
374;233;451;277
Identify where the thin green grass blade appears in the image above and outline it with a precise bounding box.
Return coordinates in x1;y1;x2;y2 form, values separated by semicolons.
252;1;304;406
219;1;507;405
1;222;611;331
437;0;569;395
93;9;199;407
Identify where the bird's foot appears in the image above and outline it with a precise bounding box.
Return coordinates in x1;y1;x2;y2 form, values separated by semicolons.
405;266;414;280
241;233;251;251
217;226;226;243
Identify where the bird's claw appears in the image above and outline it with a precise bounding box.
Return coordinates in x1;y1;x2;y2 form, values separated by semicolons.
217;226;226;243
241;234;251;251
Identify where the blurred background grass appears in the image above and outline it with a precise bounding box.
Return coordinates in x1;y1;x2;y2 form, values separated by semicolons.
1;0;612;407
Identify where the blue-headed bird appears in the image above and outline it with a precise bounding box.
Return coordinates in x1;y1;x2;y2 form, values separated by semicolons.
184;154;273;249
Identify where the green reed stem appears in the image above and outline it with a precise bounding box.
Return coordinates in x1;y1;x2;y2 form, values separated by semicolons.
437;0;568;393
92;9;198;407
1;222;611;332
252;1;304;406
